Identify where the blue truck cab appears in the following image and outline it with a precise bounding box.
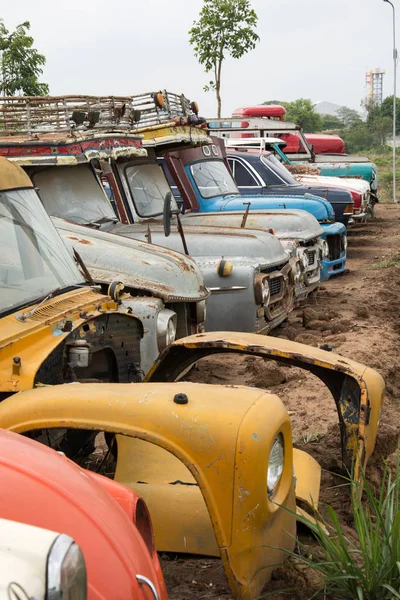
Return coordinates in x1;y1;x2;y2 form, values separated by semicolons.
162;140;347;281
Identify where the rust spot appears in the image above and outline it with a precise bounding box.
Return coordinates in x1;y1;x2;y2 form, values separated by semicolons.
66;236;93;245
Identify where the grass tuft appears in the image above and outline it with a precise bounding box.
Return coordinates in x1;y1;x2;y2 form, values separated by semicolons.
370;254;400;269
288;456;400;599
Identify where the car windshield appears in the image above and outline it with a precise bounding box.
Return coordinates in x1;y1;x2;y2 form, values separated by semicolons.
260;154;298;185
189;159;239;199
31;165;116;225
0;188;84;314
124;162;179;218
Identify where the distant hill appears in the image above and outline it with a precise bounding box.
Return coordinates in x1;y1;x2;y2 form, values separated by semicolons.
314;101;342;116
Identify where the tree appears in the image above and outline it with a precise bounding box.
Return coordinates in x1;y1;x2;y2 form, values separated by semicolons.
373;116;393;146
189;0;259;118
277;99;323;132
0;20;49;96
319;113;346;131
380;95;400;134
336;106;361;127
341;122;373;154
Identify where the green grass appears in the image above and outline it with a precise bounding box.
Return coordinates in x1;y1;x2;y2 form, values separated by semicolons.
290;457;400;599
370;254;400;269
365;148;400;203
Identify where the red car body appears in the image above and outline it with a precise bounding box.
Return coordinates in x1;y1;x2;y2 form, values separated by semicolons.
232;106;345;154
0;429;167;600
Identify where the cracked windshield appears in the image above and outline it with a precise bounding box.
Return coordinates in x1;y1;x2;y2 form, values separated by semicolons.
190;160;238;198
125;162;179;217
0;189;83;313
32;164;116;225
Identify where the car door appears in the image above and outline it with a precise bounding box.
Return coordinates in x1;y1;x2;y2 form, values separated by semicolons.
228;157;264;196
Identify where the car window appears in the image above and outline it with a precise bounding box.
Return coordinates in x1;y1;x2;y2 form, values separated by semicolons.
232;160;259;187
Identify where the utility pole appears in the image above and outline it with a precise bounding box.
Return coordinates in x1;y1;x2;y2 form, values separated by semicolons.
383;0;398;202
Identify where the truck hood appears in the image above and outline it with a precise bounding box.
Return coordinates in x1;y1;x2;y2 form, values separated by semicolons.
52;218;208;302
219;194;335;222
297;174;370;194
104;220;289;267
181;209;324;242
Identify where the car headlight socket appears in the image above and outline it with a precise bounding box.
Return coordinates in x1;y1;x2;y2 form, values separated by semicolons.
254;274;270;306
196;299;207;324
319;239;329;259
157;309;178;352
267;433;284;497
47;534;87;600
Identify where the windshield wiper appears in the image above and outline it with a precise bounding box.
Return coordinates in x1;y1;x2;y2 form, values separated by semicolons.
15;287;61;322
85;216;118;228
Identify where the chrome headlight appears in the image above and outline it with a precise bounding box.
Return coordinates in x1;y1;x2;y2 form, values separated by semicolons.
343;235;348;250
299;250;309;271
291;261;302;284
196;299;207;324
254;275;270;306
267;434;284;497
318;239;329;259
261;280;270;305
157;309;178;352
47;534;87;600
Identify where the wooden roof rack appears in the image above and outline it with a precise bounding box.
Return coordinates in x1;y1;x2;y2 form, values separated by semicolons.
0;90;197;136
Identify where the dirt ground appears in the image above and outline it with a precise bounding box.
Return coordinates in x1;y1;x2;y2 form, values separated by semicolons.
160;203;400;600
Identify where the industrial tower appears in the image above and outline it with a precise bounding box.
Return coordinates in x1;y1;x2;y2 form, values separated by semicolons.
366;68;386;106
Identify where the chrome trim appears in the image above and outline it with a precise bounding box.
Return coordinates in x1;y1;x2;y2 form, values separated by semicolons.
209;286;247;293
156;308;177;352
136;575;160;600
229;156;266;187
47;534;74;600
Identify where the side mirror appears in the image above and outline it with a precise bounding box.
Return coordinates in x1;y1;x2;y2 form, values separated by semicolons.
163;192;172;237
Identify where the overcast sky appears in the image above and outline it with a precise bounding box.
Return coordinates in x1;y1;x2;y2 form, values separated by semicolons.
1;0;397;116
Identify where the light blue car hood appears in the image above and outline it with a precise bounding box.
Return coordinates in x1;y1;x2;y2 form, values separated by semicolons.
219;193;335;222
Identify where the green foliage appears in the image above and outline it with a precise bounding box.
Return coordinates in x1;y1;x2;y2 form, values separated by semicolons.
336;105;362;127
0;19;49;96
291;459;400;599
380;96;400;135
373;116;393;146
341;122;374;154
263;98;323;132
319;113;346;131
189;0;259;117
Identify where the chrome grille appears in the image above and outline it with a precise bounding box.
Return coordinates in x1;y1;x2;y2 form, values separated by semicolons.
269;277;282;297
307;249;316;266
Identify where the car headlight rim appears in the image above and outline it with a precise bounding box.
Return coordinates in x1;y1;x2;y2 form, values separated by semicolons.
254;274;270;306
267;433;284;497
47;534;87;600
196;299;207;324
157;308;178;352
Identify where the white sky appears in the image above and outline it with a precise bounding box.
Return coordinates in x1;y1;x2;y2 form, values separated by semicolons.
1;0;397;116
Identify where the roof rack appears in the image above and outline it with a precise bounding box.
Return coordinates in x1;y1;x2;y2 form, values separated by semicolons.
207;117;302;133
0;91;198;136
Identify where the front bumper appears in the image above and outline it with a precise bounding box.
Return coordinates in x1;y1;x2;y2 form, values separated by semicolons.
320;223;347;281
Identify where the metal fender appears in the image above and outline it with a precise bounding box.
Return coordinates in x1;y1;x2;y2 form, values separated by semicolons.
146;331;385;481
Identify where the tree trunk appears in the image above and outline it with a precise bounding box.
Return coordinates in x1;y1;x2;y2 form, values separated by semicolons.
216;57;223;118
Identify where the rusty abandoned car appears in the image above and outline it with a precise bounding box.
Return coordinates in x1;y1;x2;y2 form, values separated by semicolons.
0;89;385;600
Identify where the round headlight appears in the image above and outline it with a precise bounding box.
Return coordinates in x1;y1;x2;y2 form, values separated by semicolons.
196;299;207;324
47;534;87;600
254;274;270;305
157;309;177;352
319;239;329;259
262;280;270;305
343;235;348;250
300;251;309;271
267;434;284;497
